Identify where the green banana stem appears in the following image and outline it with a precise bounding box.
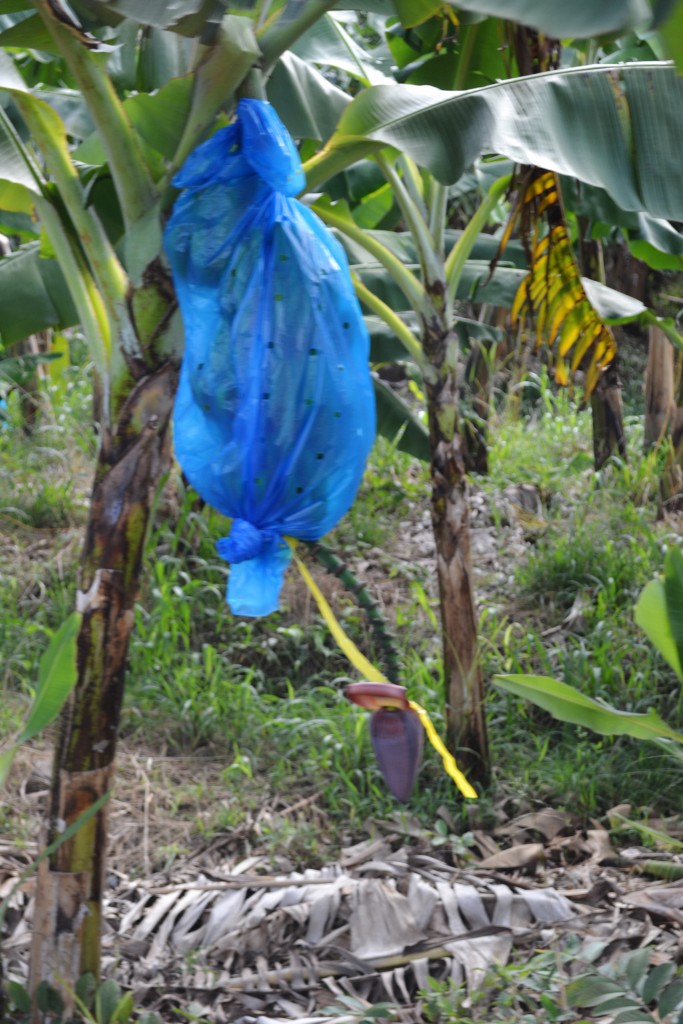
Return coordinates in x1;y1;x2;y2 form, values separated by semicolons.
306;541;403;682
445;173;511;309
314;202;427;316
258;0;339;72
376;152;445;307
31;0;156;231
351;273;424;367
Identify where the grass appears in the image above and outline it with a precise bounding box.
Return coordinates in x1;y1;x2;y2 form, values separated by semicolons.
2;351;683;864
477;383;683;816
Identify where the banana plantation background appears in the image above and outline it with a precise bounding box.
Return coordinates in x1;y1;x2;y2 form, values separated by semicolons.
3;0;683;1020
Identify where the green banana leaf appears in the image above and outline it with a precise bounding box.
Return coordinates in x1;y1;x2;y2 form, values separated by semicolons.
267;52;351;143
0;241;77;343
291;12;390;86
71;0;217;34
0;612;81;790
0;12;52;51
74;76;193;166
493;673;683;744
373;374;430;461
452;0;649;38
313;63;683;223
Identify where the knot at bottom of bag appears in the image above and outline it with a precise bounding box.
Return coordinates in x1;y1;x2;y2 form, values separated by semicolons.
216;520;292;617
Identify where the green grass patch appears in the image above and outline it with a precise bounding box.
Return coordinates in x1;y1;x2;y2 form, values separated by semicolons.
2;358;683;852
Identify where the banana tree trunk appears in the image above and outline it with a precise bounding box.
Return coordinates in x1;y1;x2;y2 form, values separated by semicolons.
644;324;683;513
590;357;627;470
423;321;489;783
29;361;178;1008
579;237;627;469
644;324;675;451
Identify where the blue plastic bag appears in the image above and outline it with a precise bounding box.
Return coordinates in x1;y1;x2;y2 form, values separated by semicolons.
165;99;376;617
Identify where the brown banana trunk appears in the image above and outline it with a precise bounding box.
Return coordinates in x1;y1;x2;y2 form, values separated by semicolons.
591;357;627;470
423;321;489;783
644;324;683;513
577;237;627;470
29;361;178;1009
644;324;675;451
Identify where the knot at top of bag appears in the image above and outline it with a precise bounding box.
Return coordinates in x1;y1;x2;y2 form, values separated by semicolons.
216;519;283;563
172;98;305;197
216;520;292;619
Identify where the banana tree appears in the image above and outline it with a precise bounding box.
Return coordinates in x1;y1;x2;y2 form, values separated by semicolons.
0;0;345;1005
280;4;683;778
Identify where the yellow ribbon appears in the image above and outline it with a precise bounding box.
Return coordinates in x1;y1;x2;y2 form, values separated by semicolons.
408;700;478;800
287;539;477;800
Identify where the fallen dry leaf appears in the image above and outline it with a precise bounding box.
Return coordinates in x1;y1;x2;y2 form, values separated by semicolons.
478;843;544;871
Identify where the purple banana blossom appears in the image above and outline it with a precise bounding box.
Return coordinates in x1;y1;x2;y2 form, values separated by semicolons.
345;682;423;802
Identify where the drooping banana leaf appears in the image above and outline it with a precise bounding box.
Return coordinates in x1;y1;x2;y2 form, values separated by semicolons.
493;673;683;744
309;63;683;224
0;241;77;343
70;0;219;35
561;176;683;270
267;52;351;143
373;374;430;461
497;169;617;394
290;12;390;86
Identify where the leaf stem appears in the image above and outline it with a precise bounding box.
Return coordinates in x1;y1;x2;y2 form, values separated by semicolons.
453;22;479;91
35;196;113;408
429;181;448;260
445;173;511;309
12;94;135;367
303;139;381;193
314;201;426;315
643;310;683;351
258;0;339;72
397;154;427;218
31;0;156;231
352;273;424;366
376;152;444;302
